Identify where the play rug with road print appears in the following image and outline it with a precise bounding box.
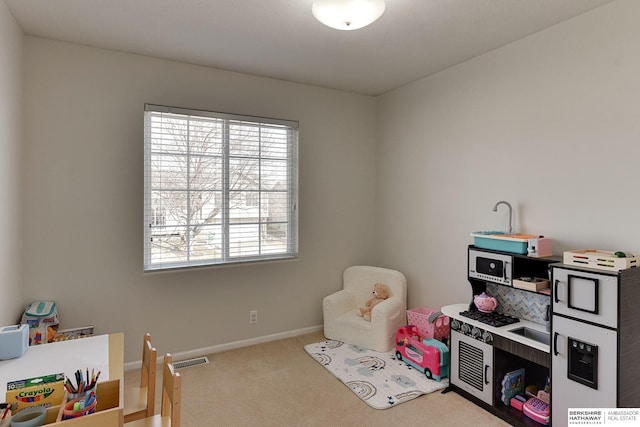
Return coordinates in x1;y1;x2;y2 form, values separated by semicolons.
304;339;448;410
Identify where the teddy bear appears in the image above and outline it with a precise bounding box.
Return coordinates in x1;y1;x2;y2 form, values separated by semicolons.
358;283;390;321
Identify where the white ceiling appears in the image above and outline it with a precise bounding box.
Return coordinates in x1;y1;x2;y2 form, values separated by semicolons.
4;0;616;96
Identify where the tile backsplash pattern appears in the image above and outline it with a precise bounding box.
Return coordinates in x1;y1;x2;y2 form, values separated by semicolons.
487;283;550;325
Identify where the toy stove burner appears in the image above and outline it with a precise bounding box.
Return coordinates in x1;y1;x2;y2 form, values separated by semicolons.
459;310;520;327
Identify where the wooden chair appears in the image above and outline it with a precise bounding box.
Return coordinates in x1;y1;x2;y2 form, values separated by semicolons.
124;333;157;422
126;353;182;427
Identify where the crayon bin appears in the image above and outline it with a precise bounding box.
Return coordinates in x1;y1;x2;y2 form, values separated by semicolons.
61;397;97;420
66;384;96;402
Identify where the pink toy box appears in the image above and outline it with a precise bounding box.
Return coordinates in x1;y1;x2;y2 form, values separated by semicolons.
406;308;450;341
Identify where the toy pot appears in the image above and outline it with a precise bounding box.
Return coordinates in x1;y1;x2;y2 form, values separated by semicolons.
474;292;498;313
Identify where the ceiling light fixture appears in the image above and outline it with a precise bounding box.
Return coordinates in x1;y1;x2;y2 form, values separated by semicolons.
312;0;386;31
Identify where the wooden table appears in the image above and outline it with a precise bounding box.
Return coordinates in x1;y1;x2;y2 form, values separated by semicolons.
0;333;124;426
0;333;123;390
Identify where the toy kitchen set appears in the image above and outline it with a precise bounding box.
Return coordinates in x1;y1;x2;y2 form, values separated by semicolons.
442;205;640;427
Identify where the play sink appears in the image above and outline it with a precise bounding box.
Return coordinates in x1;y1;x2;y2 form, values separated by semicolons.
498;234;537;240
509;327;550;345
471;232;537;254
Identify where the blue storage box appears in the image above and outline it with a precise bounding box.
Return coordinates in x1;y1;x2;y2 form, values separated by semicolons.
471;232;534;255
0;324;28;360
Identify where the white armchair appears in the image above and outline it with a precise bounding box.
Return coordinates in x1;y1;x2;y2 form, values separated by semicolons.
323;266;407;352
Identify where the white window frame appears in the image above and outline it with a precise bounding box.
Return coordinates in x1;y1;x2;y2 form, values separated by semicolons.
144;104;298;271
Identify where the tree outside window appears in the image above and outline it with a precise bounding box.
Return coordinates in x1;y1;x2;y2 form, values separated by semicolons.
143;105;298;271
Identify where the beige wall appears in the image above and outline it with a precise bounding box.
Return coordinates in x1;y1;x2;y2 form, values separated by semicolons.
376;0;640;310
0;1;23;324
12;0;640;363
21;38;377;362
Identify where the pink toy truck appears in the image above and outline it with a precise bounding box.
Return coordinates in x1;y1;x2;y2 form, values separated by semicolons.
395;325;449;382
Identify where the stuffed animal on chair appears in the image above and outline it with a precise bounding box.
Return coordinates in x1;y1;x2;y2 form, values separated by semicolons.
358;283;390;321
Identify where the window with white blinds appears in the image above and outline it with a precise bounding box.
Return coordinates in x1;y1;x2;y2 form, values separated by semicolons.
144;104;298;271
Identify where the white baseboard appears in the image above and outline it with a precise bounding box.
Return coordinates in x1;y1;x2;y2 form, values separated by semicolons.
124;324;324;372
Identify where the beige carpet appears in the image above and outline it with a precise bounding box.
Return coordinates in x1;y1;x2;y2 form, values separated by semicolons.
124;331;510;426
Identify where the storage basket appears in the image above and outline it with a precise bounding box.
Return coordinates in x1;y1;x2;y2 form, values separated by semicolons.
406;307;449;341
563;249;639;271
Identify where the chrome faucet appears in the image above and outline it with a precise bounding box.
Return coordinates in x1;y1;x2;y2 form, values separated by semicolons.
493;201;513;234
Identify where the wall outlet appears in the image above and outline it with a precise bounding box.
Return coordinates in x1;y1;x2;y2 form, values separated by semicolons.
249;310;258;324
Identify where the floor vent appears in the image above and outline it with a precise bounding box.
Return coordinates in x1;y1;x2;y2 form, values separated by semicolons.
173;356;209;370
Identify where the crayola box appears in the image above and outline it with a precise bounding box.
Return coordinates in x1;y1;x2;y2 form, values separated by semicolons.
6;373;65;413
